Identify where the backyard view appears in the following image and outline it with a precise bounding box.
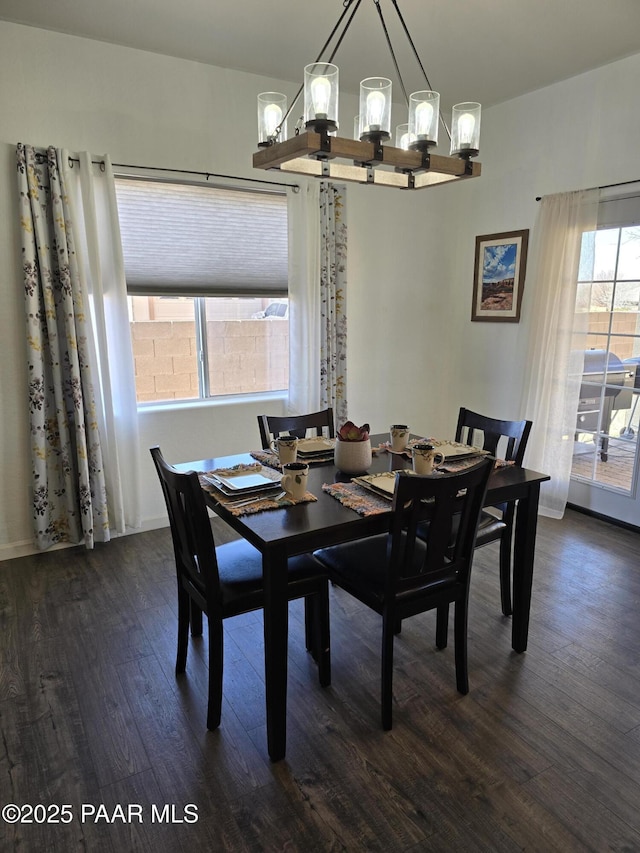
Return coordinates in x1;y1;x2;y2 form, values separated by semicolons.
129;296;289;403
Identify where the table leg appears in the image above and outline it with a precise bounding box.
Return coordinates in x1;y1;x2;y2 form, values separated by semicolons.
511;481;541;653
262;547;288;761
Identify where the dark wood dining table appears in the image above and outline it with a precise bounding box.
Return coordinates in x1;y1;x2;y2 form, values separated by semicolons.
178;434;550;761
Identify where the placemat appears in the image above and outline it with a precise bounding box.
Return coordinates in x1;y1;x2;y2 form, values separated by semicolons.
250;449;282;470
322;482;391;516
374;440;512;472
209;462;264;475
250;448;335;469
199;465;317;516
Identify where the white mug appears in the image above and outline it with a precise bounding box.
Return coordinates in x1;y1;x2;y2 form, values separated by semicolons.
412;442;445;475
390;424;410;452
281;462;309;500
274;435;298;465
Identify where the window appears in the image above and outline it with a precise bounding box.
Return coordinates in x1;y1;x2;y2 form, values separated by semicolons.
572;193;640;493
115;178;289;403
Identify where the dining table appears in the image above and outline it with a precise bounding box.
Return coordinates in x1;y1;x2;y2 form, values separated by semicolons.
178;433;550;761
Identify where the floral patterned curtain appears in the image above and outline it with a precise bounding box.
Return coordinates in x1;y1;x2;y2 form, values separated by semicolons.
17;144;109;549
319;183;348;426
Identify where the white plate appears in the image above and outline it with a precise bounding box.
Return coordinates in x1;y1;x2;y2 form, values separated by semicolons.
297;437;336;456
352;471;397;500
204;471;280;494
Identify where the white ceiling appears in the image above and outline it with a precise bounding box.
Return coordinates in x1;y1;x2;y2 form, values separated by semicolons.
2;0;640;111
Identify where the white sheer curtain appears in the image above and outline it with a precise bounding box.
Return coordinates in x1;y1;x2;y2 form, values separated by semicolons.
288;181;321;415
520;189;600;518
62;151;142;534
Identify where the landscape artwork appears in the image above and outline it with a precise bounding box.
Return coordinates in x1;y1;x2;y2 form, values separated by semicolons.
472;230;529;322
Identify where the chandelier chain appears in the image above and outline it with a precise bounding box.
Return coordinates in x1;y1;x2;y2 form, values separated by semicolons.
389;0;451;140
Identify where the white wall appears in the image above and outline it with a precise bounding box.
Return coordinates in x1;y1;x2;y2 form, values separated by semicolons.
1;20;640;554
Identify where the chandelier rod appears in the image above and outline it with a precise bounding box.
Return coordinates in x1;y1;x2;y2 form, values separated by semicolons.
373;0;409;108
389;0;452;141
275;0;363;139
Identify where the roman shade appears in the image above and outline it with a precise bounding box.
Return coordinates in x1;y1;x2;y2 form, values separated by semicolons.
115;178;288;297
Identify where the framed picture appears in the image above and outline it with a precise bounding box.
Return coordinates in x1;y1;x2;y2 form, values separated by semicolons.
472;229;529;322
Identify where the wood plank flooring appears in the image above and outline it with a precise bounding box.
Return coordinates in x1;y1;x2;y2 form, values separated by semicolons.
1;509;640;851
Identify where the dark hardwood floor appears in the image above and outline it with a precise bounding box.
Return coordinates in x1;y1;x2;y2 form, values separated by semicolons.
1;509;640;851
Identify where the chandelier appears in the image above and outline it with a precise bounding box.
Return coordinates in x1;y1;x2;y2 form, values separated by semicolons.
253;0;481;191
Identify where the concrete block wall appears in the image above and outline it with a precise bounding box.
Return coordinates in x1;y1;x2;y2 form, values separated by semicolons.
587;312;640;360
131;319;288;402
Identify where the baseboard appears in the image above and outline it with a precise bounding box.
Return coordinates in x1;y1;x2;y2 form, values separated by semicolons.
0;516;170;563
566;502;640;535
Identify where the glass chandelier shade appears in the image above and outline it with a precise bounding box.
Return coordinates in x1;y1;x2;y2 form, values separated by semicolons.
304;63;339;132
408;91;439;151
358;77;392;142
257;93;287;145
395;123;416;150
450;102;481;157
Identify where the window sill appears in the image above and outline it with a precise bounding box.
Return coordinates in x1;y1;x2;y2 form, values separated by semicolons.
137;389;286;416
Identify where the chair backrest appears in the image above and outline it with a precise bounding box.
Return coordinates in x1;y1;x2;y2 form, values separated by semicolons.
455;407;532;465
258;408;335;449
387;458;493;599
150;446;220;612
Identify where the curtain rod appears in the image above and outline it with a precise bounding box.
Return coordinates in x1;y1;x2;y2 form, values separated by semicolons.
64;155;300;192
535;176;640;201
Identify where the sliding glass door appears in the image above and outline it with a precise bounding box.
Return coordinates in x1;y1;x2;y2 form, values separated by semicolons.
569;195;640;526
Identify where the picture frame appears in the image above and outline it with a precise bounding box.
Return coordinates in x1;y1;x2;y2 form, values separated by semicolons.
472;229;529;322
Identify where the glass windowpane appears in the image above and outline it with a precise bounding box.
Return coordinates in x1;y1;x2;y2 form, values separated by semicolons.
204;297;288;396
617;227;640;280
593;228;620;281
129;296;198;403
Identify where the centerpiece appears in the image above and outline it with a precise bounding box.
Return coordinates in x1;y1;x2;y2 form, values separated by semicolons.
334;420;372;475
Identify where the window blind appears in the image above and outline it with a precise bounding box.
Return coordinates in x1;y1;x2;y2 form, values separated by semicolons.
115;178;288;297
597;192;640;229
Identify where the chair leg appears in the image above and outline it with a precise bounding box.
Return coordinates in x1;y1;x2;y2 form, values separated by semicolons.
312;583;331;688
436;604;449;649
304;596;315;657
190;601;203;637
176;588;190;674
381;613;395;730
453;600;469;695
394;618;402;635
207;615;224;730
499;525;514;617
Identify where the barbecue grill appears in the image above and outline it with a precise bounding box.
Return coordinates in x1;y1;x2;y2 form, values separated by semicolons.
576;349;636;461
620;356;640;437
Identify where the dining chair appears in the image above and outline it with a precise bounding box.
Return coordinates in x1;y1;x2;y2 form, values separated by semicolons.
258;407;335;450
150;446;331;731
314;458;493;731
453;407;532;616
